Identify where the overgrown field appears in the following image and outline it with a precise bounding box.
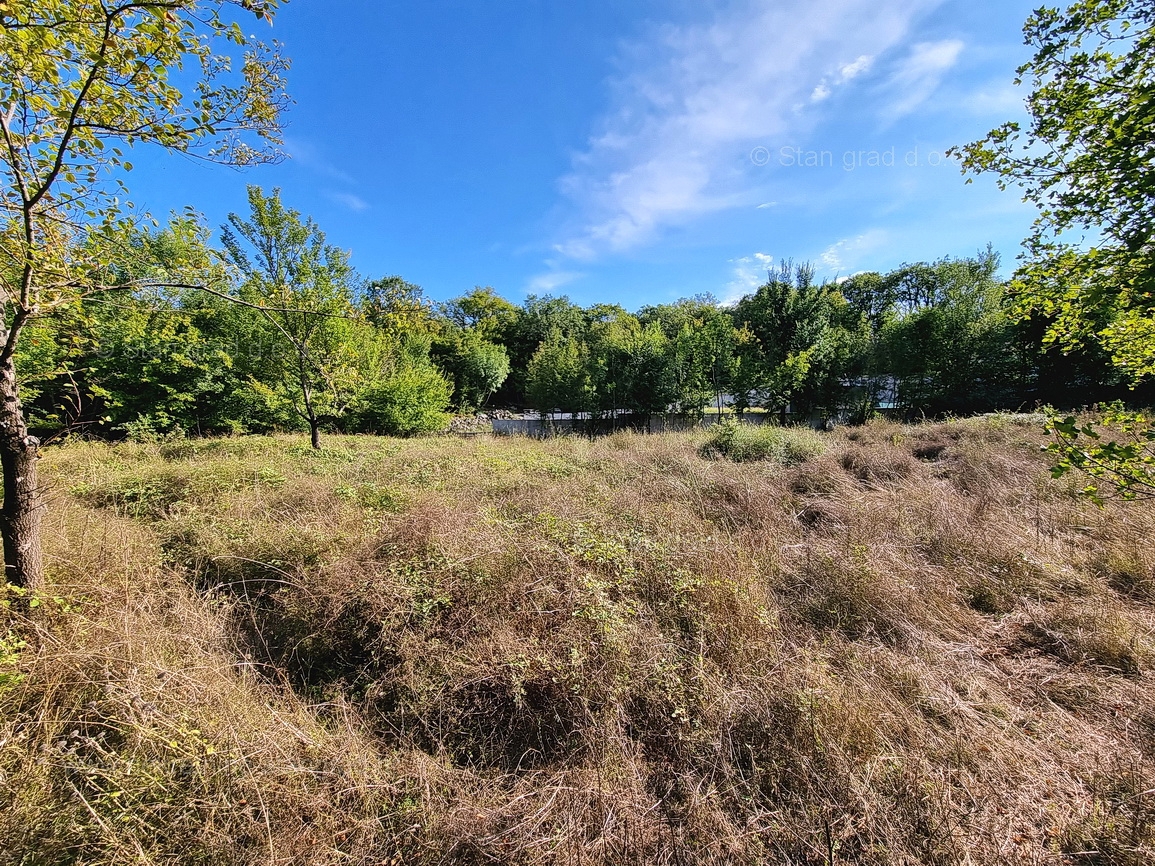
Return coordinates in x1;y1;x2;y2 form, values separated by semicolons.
3;418;1155;865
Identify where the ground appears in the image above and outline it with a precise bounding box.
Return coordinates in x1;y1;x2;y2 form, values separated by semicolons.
2;417;1153;865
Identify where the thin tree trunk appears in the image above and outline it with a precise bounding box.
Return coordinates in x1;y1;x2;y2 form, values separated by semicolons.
299;364;321;450
0;360;43;592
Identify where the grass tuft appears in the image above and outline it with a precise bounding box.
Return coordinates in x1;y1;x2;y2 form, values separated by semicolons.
700;417;827;464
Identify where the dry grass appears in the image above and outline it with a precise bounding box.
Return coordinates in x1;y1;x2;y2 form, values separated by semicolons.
1;415;1153;864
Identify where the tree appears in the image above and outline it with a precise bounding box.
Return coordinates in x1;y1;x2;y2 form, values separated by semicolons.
839;271;893;332
952;0;1155;496
731;261;850;419
352;337;453;437
363;275;433;335
95;218;241;438
441;286;518;341
220;186;364;450
525;329;593;421
0;0;289;590
641;298;742;416
503;295;585;405
877;251;1027;416
452;331;510;409
952;0;1155;377
12;218;262;439
585;311;672;424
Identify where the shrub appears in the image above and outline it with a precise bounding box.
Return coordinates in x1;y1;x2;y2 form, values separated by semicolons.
700;417;826;464
353;364;452;437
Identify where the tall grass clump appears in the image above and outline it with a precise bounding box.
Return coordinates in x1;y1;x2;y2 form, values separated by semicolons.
700;416;827;464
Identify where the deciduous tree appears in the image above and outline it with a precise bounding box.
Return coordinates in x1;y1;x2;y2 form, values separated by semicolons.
220;186;362;450
952;0;1155;376
952;0;1155;495
0;0;289;590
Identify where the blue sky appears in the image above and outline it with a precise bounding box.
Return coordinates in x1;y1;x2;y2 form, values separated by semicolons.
128;0;1042;308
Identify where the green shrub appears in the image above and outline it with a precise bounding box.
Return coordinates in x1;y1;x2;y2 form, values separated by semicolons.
118;413;187;443
700;417;826;464
353;364;452;437
0;630;27;696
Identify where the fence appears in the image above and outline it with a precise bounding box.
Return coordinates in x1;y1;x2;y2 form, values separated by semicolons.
490;413;777;439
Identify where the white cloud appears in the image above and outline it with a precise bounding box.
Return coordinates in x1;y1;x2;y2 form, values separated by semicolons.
553;0;939;261
962;83;1024;116
724;252;774;303
839;54;875;81
811;53;875;103
285;137;355;185
811;52;875;103
819;230;889;272
526;270;583;294
327;192;370;212
881;39;965;119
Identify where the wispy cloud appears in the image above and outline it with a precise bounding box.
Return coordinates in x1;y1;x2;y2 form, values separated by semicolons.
839;54;875;81
327;192;370;212
552;0;940;261
811;53;875;102
724;252;774;303
819;229;889;272
285;138;370;213
962;82;1024;117
880;39;965;119
526;270;584;294
284;137;356;185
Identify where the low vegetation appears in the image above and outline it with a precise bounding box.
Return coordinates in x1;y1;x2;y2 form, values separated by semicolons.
701;417;827;464
3;417;1155;865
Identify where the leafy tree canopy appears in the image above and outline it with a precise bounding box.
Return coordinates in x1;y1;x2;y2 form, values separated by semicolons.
0;0;290;589
219;186;366;448
953;0;1155;378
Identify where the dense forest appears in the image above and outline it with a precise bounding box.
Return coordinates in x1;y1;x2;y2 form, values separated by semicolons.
18;186;1144;444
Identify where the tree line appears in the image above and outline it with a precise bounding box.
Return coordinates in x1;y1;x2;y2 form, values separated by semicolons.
17;191;1145;444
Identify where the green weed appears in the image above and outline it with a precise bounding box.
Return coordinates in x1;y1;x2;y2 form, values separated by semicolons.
700;417;827;464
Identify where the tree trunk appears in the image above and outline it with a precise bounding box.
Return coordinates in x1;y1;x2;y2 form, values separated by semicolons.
299;365;321;450
0;362;43;592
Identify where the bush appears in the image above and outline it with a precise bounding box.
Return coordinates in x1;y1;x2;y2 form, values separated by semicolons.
700;417;826;464
353;364;452;437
